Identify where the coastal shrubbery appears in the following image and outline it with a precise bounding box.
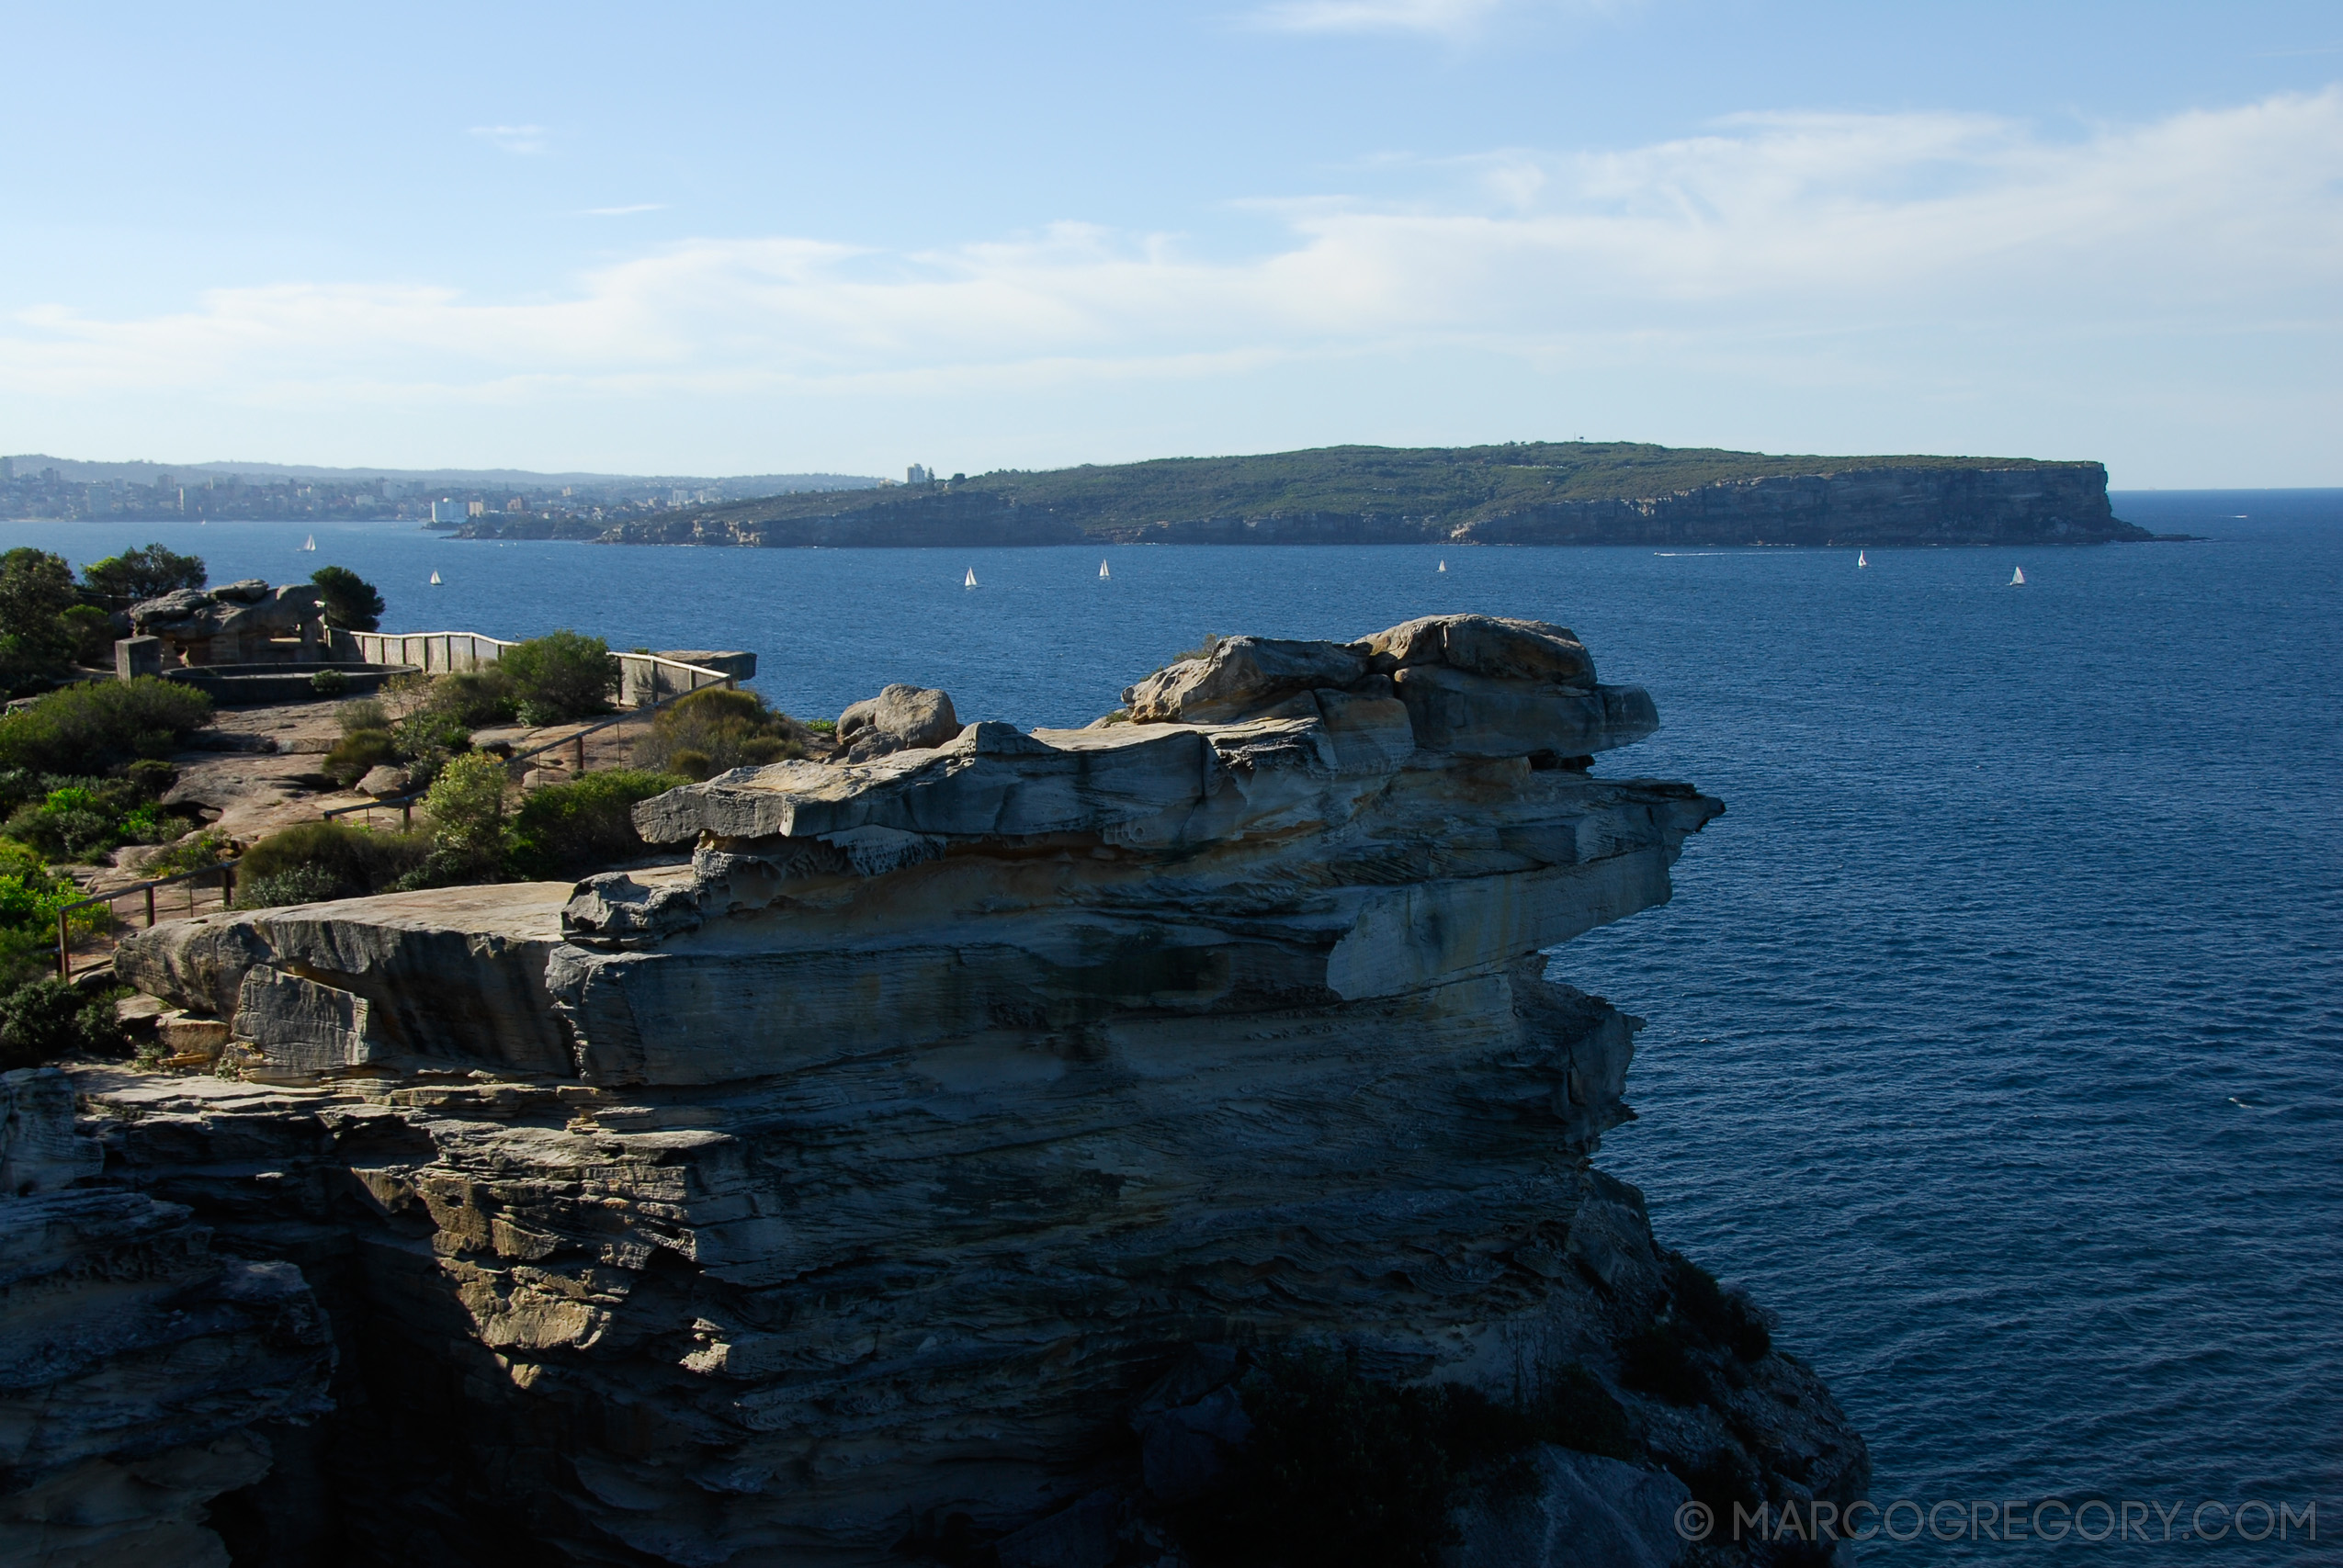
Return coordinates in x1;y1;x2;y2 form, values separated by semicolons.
81;542;206;608
631;686;809;781
233;821;428;908
496;630;619;725
506;769;682;881
0;679;213;776
1176;1347;1632;1568
309;565;383;632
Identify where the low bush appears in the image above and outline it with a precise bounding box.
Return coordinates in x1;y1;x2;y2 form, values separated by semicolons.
423;671;515;728
1618;1320;1709;1407
0;840;102;938
310;667;348;697
1667;1253;1772;1361
324;728;400;788
632;687;809;781
497;630;617;725
336;698;390;734
0;678;212;776
1177;1348;1628;1568
232;820;429;907
507;770;684;882
5;782;180;863
140;829;232;879
0;977;127;1070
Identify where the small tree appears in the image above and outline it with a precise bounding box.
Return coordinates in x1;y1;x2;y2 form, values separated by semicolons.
419;751;509;882
81;543;206;607
311;565;384;632
497;630;617;725
0;549;78;691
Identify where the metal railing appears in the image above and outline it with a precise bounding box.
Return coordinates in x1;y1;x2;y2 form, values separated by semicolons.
337;632;737;708
55;859;239;978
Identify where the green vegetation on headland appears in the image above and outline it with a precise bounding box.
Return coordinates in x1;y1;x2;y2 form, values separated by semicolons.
519;439;2146;548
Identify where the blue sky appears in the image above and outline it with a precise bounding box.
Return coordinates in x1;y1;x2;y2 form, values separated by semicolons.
3;1;2338;484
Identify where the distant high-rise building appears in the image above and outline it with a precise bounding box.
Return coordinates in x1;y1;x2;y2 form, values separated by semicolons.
467;501;487;517
431;500;468;525
907;464;930;486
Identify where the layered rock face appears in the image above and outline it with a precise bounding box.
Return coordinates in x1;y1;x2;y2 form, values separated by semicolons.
81;615;1866;1564
1453;462;2142;547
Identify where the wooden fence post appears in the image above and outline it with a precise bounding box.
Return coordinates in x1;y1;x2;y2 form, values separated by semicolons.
55;909;68;978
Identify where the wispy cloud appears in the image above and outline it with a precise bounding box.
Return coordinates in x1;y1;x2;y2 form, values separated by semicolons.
583;204;665;217
7;92;2339;414
1247;0;1511;36
469;123;549;154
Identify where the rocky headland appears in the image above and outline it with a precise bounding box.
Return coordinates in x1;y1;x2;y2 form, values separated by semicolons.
476;440;2152;550
15;615;1868;1566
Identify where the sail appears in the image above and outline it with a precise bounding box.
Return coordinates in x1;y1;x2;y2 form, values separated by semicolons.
1099;560;1110;579
1858;551;1867;568
430;570;442;584
2011;567;2025;586
301;534;316;550
1437;560;1446;572
964;568;978;588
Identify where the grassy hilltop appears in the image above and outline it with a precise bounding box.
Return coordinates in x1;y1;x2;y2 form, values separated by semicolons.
704;441;2086;529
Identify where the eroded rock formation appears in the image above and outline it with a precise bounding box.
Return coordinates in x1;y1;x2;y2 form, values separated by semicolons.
37;615;1866;1565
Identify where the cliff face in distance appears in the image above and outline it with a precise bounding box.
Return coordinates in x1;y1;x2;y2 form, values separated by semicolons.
35;616;1871;1566
557;439;2148;549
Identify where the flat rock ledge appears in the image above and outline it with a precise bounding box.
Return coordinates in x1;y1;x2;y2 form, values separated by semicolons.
19;615;1868;1566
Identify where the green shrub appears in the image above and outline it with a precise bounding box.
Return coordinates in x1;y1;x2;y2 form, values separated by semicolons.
310;565;384;632
422;670;514;728
0;840;104;940
141;829;232;879
1667;1253;1772;1361
234;863;356;910
336;698;389;734
324;728;399;788
4;782;179;863
390;706;471;787
81;543;205;606
62;606;117;667
0;548;80;692
1177;1348;1599;1568
496;630;617;725
232;820;427;907
0;977;128;1069
123;758;176;798
311;667;348;697
389;751;510;888
0;678;212;775
632;686;807;779
1619;1320;1709;1407
506;770;685;882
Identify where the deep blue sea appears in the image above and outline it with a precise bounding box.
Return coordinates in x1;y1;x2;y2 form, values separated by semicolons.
7;491;2337;1558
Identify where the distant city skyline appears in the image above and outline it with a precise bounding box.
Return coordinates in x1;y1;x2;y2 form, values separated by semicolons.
2;1;2338;487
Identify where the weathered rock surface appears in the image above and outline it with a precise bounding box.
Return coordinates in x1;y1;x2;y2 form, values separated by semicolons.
834;683;962;761
0;1069;334;1567
74;616;1866;1564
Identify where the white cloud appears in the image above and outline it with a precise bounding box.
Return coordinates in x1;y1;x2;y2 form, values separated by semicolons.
5;91;2338;458
469;123;549;154
1248;0;1511;36
583;204;665;217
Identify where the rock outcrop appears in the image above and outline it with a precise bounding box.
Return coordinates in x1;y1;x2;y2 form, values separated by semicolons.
0;1069;334;1567
129;581;330;666
72;615;1866;1565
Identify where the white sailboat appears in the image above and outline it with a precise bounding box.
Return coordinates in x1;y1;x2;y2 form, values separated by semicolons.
1098;560;1110;579
429;570;443;585
300;534;316;551
2009;567;2025;586
1437;559;1447;573
964;568;978;589
1857;550;1868;568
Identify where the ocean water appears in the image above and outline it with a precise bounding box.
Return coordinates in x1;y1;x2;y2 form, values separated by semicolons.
7;491;2337;1557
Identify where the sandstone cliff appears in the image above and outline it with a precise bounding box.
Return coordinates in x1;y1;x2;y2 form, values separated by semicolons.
25;615;1868;1565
